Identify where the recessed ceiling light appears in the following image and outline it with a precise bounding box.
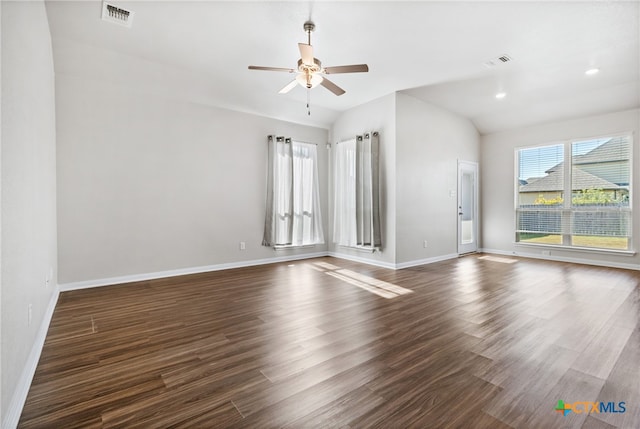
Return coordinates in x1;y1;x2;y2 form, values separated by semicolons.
495;92;506;99
585;68;600;75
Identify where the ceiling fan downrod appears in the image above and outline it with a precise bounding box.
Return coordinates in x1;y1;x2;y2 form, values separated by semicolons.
304;21;315;46
305;21;314;115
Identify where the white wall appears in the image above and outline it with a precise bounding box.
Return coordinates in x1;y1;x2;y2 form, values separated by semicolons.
0;2;3;423
1;0;58;424
56;75;328;286
395;93;480;265
330;93;397;267
481;108;640;268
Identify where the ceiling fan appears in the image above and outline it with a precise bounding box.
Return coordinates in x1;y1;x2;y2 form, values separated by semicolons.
248;21;369;99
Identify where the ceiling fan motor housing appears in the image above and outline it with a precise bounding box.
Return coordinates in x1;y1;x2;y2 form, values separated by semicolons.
303;21;315;33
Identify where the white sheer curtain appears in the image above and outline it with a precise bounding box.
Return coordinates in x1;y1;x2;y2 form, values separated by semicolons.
333;132;381;248
263;136;324;247
333;138;357;246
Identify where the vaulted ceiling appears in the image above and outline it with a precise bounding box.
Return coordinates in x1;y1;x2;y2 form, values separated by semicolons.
45;1;640;134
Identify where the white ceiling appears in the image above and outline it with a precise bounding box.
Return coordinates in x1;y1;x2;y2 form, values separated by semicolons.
44;1;640;134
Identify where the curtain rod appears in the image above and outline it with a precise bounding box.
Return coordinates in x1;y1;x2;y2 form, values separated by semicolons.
268;135;317;145
335;131;379;145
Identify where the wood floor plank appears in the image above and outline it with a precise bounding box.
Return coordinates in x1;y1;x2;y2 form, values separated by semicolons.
570;320;634;380
354;374;504;428
525;369;606;429
100;370;263;428
590;326;640;429
18;255;640;428
480;345;580;427
232;339;389;417
281;385;386;429
227;360;390;428
582;415;618;429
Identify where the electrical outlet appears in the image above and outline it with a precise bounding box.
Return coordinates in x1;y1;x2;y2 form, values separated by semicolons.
239;241;246;250
542;250;551;256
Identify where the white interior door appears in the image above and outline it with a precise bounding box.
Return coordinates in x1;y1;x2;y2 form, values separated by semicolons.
458;160;478;254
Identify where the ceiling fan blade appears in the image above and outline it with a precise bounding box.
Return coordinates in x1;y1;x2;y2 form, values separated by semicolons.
298;43;314;65
323;64;369;74
248;66;295;73
278;79;298;94
320;77;346;96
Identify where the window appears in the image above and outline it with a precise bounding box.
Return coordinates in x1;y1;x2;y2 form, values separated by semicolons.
262;137;324;247
333;133;381;249
516;135;631;251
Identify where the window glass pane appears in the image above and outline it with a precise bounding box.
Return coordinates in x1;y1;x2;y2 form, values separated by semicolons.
461;171;474;244
570;136;631;250
518;144;564;207
517;144;564;244
571;136;630;207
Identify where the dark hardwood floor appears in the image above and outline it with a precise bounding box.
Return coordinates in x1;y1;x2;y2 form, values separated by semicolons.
19;255;640;428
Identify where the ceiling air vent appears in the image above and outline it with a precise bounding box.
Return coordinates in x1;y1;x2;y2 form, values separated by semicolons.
101;2;134;28
484;54;513;68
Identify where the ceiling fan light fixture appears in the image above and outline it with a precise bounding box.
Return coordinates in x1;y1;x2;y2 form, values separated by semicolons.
296;72;323;88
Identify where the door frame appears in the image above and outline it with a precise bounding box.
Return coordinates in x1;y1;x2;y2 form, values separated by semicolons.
457;160;479;255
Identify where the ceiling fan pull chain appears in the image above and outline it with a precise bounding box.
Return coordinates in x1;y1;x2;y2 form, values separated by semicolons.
307;88;311;115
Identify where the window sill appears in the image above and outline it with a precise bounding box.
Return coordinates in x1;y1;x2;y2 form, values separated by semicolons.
513;242;636;256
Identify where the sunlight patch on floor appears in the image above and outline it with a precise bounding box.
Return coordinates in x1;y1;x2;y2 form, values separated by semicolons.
337;269;413;296
313;261;343;270
478;255;518;264
326;271;399;299
311;261;413;299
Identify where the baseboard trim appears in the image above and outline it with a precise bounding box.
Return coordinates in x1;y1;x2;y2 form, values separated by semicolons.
328;251;461;270
328;251;397;270
2;287;60;429
58;250;467;292
480;248;640;271
58;252;330;292
394;253;460;269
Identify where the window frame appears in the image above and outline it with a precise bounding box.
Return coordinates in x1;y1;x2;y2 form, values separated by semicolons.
514;132;634;254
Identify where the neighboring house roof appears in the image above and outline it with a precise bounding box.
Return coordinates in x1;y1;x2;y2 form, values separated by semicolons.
519;167;622;192
525;177;543;184
574;137;630;165
546;137;629;173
